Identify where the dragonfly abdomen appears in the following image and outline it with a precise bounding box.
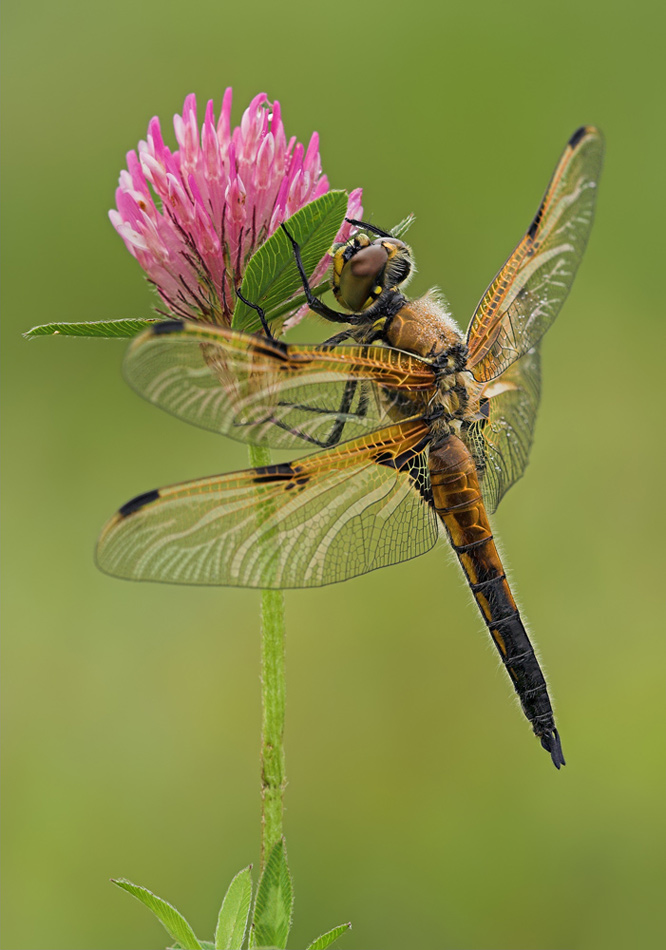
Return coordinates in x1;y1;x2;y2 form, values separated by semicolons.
428;435;565;768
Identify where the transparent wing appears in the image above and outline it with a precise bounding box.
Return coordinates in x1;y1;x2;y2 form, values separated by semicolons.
96;420;438;588
122;320;435;450
466;127;603;382
463;347;540;513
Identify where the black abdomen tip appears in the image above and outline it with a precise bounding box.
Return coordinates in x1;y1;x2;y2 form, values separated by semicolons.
540;728;566;769
118;489;160;517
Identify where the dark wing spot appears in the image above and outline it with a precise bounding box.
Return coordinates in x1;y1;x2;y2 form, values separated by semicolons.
252;463;296;484
372;450;395;467
151;320;185;336
253;462;311;490
373;436;433;504
527;209;543;240
251;336;289;359
284;474;311;491
372;436;431;471
119;489;161;517
568;126;588;148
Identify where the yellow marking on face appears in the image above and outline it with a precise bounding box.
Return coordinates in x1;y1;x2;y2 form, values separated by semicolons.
331;251;346;287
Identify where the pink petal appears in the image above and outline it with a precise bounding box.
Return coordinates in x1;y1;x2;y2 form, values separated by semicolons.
217;87;233;150
110;87;363;328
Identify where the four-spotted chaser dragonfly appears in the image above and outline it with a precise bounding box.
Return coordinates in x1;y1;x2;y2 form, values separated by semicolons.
97;127;603;768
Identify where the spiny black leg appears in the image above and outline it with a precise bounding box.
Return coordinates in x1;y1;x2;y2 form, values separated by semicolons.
235;285;274;339
235;412;334;447
280;224;354;325
235;377;369;449
279;377;366;448
318;377;360;447
320;329;355;347
345;218;394;238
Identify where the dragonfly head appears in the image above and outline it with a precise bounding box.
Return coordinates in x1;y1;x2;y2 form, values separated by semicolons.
330;227;413;313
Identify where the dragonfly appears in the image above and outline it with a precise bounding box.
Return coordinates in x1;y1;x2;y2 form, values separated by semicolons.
97;126;604;768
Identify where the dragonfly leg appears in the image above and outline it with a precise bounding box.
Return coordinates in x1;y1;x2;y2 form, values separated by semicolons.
314;377;364;447
232;377;368;449
234;285;275;339
278;377;365;448
320;329;356;346
281;224;359;324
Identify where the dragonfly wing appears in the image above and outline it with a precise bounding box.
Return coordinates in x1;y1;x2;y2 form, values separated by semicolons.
122;320;435;450
466;127;604;382
463;346;540;513
96;420;438;588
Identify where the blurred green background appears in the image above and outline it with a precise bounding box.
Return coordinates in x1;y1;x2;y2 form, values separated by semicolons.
2;1;664;948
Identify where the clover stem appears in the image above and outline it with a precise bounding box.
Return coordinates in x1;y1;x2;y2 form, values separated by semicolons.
248;443;287;868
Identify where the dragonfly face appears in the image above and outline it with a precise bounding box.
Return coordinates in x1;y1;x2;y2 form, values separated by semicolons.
97;127;604;768
330;231;413;312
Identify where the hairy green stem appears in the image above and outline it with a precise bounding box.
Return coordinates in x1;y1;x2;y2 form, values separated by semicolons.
248;443;287;867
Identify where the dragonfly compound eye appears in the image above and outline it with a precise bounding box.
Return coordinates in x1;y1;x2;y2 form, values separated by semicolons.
334;242;389;311
333;238;412;312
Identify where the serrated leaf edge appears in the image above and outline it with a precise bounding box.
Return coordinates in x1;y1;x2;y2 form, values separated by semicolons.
23;318;159;339
306;921;352;949
251;838;294;950
214;865;254;950
112;877;202;950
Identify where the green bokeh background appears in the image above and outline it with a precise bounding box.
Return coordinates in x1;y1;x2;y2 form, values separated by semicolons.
2;2;664;948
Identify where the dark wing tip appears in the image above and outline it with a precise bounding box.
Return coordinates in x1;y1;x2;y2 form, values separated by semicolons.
118;488;160;518
568;126;596;148
540;728;566;769
150;319;185;336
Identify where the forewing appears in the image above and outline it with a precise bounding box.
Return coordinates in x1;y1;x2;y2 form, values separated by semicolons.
464;347;540;513
466;127;603;382
96;420;438;588
122;320;435;450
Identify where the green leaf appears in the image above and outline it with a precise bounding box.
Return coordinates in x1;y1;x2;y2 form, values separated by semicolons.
306;922;352;949
251;839;293;949
112;878;202;950
215;866;253;949
23;318;160;339
232;191;349;334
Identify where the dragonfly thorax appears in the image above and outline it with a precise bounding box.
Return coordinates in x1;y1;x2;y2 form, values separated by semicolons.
378;289;483;441
423;369;483;446
385;291;464;362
